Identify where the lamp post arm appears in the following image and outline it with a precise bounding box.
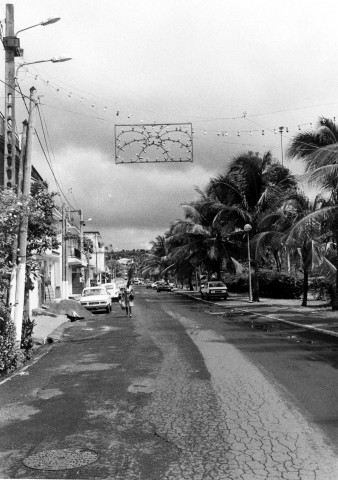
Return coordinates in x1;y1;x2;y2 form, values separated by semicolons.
15;60;49;79
16;23;43;36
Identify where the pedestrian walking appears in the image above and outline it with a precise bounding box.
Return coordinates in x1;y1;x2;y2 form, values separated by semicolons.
122;281;134;317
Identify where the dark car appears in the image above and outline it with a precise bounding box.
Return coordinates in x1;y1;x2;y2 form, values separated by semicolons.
157;282;172;292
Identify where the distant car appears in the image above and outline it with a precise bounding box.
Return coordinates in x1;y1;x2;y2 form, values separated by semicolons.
145;280;153;289
157;282;172;292
200;281;228;301
80;286;112;313
103;283;120;302
152;281;161;289
169;282;176;289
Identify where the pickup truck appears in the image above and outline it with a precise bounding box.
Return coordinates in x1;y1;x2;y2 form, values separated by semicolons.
200;281;228;300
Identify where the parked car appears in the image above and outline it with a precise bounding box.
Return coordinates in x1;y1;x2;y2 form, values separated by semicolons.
145;280;153;289
103;283;120;302
152;281;161;289
200;281;228;300
80;286;112;312
157;282;172;292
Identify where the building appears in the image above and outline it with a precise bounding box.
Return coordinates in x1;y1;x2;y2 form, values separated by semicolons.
83;231;107;285
1;113;92;307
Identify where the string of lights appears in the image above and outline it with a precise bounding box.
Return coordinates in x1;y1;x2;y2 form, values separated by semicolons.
15;65;338;128
36;104;76;207
9;69;338;168
15;80;78;210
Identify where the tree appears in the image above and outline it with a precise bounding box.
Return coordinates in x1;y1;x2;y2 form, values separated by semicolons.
287;117;338;309
141;236;169;280
0;188;29;301
207;151;298;300
166;191;238;283
0;182;59;373
25;181;60;282
278;193;329;306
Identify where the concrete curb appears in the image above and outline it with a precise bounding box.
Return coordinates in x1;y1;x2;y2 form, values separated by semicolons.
32;317;70;346
174;290;338;339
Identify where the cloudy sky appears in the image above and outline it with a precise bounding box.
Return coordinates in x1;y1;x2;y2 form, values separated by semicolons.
1;0;338;249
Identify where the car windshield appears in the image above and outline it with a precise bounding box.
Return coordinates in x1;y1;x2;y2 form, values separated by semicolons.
82;288;106;296
209;282;225;287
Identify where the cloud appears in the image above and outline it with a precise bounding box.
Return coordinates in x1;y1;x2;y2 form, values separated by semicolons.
33;145;215;246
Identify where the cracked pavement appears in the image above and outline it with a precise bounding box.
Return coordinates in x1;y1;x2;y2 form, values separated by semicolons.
0;290;337;479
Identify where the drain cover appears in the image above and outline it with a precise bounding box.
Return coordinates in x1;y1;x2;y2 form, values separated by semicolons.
23;448;98;471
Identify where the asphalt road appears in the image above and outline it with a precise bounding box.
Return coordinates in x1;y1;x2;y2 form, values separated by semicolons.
1;288;338;479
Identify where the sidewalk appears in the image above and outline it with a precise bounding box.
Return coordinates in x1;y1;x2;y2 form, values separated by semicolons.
174;289;338;338
31;313;69;346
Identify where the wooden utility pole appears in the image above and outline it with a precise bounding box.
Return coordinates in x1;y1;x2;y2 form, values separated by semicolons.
8;121;27;318
18;120;28;193
13;87;37;342
61;204;68;299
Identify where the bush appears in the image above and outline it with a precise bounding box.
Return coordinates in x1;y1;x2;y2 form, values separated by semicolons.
0;305;25;374
222;273;249;293
258;270;303;299
21;313;36;359
0;305;36;375
223;270;303;299
309;276;333;301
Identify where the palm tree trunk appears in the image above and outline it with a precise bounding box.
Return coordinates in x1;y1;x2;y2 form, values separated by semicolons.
252;267;260;302
188;272;194;291
302;269;309;307
332;235;338;311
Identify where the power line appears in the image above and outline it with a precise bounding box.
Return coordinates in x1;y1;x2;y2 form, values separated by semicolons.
36;103;76;210
15;81;76;210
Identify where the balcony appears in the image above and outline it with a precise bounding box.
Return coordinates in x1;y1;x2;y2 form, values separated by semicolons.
68;247;87;267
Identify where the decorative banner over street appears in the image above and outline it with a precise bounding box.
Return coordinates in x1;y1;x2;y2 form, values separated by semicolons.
114;123;193;164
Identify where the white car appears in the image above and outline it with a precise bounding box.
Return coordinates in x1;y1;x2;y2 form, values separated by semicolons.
80;286;112;312
200;281;228;301
103;283;120;302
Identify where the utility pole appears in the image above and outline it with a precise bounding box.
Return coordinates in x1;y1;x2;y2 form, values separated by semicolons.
3;4;23;188
13;87;37;342
8;120;28;318
61;204;68;299
18;120;28;193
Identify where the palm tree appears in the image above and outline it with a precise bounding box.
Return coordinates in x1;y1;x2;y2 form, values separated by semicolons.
287;117;338;309
279;193;330;306
166;192;238;282
207;151;298;300
141;235;168;280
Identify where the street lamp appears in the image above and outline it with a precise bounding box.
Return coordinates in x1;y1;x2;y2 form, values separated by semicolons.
3;5;64;188
244;224;253;302
15;17;61;36
15;56;72;78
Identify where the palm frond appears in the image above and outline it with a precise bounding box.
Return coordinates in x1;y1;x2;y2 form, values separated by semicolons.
285;206;338;244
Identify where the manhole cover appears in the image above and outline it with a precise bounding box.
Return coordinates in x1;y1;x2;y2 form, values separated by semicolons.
23;448;98;471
